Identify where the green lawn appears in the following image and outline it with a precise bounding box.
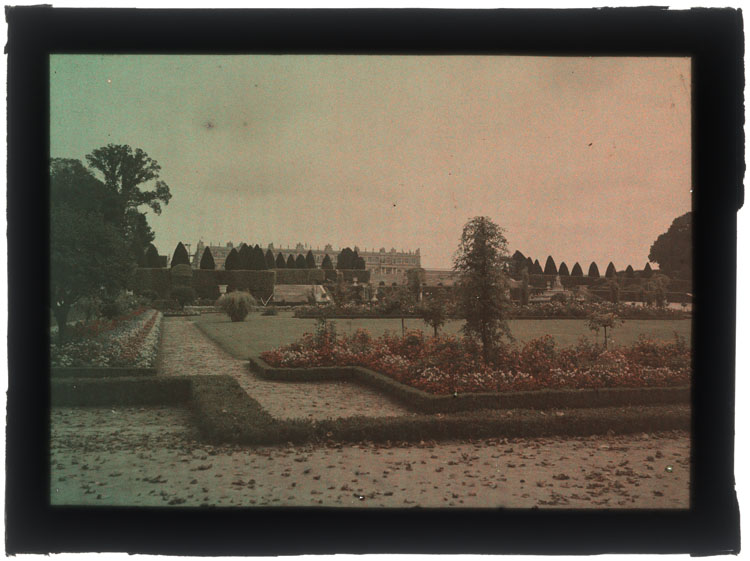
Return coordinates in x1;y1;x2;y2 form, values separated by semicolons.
193;311;692;360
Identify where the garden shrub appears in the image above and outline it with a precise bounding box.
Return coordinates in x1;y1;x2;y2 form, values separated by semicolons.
199;247;216;270
170;285;195;308
215;270;275;300
170;263;193;287
192;269;221;300
171;242;191;268
261;306;278;316
216;291;256;322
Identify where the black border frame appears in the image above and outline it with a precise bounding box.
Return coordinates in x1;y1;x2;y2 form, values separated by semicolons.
6;6;743;555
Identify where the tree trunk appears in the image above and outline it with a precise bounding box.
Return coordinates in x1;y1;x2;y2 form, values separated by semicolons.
603;326;608;349
401;317;405;338
53;305;70;345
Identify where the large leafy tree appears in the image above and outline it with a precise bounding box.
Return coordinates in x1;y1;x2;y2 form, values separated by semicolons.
648;212;692;280
453;216;513;363
50;160;132;342
85;144;172;261
336;247;354;269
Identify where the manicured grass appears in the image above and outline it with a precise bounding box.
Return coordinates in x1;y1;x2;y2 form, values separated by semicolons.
194;310;691;360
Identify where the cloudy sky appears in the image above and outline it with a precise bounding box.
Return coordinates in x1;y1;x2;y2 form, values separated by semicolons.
50;55;691;270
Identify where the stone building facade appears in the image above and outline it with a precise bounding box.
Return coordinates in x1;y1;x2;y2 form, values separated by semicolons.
191;240;421;283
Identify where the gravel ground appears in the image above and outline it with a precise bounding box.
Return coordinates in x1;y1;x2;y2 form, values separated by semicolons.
158;317;413;420
51;406;690;509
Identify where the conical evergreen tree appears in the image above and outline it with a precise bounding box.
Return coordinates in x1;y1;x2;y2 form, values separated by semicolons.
306;250;316;269
171;242;191;268
238;244;252;269
265;249;276;269
588;262;600;278
321;254;333;270
199;247;216;270
643;263;653;278
558;262;570;276
605;262;617;278
145;243;161;268
251;245;267;270
296;254;307;268
287;254;296;268
533;259;544;275
525;257;534;272
571;262;583;277
276;253;286;268
337;247;354;269
625;265;635;278
224;248;240;270
544;256;557;275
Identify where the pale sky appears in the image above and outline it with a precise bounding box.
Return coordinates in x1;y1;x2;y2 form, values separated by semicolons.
50;55;691;270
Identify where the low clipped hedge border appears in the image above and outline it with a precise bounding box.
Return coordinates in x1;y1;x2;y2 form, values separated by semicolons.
51;376;191;406
51;367;157;379
248;356;690;414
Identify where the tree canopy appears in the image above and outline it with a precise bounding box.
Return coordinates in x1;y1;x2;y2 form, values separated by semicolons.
643;262;653;278
144;243;162;268
287;254;296;268
276;253;287;268
532;259;544;275
605;262;617;278
558;262;570;276
265;249;276;269
238;244;252;269
625;265;635;278
453;216;513;363
199;247;216;270
251;245;268;270
648;211;692;280
588;262;600;278
336;247;355;269
171;242;191;268
295;254;307;268
321;254;333;270
571;262;583;277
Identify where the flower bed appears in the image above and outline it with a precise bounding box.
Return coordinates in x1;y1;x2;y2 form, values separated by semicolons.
507;301;688;320
260;329;690;396
50;309;163;368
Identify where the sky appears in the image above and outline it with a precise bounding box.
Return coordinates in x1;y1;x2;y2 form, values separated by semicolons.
50;55;691;270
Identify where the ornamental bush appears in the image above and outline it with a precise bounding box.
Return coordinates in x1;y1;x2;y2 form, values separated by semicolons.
265;249;276;269
276;253;287;268
224;248;240;270
306;250;317;269
571;262;583;277
321;254;333;270
216;291;256;322
287;254;296;268
171;242;191;268
588;262;600;278
199;247;216;270
295;254;307;268
543;256;557;276
558;262;570;276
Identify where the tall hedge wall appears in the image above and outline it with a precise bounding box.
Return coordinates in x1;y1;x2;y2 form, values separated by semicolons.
193;269;221;300
275;268;326;285
324;269;370;283
133;268;171;298
217;270;275;300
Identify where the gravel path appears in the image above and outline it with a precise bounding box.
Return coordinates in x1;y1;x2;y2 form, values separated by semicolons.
158;316;413;420
51;406;690;509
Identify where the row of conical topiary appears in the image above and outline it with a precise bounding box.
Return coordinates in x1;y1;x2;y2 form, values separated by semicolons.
511;251;654;279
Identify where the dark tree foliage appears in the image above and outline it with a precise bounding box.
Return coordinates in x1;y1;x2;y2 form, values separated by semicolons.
648;212;692;280
605;262;617;278
238;244;252;270
145;243;161;268
543;256;557;276
137;246;148;267
296;254;307;269
287;254;296;268
321;254;333;270
588;262;600;278
171;242;191;268
224;248;240;270
50;159;132;342
336;247;354;270
276;253;287;268
625;265;635;278
532;259;544;275
558;262;570;276
85;145;172;261
525;257;534;272
512;250;526;262
200;247;216;270
453;216;512;363
265;249;276;269
252;246;268;270
609;280;621;304
306;250;317;269
355;256;366;269
571;262;583;277
643;262;653;278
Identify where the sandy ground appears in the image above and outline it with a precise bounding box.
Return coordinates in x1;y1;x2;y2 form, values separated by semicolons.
159;317;414;420
51;406;690;509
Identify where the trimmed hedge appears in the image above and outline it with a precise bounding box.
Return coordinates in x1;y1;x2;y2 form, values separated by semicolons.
275;268;326;285
51;367;157;379
323;269;371;283
51;377;191;406
247;356;690;414
211;270;275;300
133;268;171;299
193;269;222;300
